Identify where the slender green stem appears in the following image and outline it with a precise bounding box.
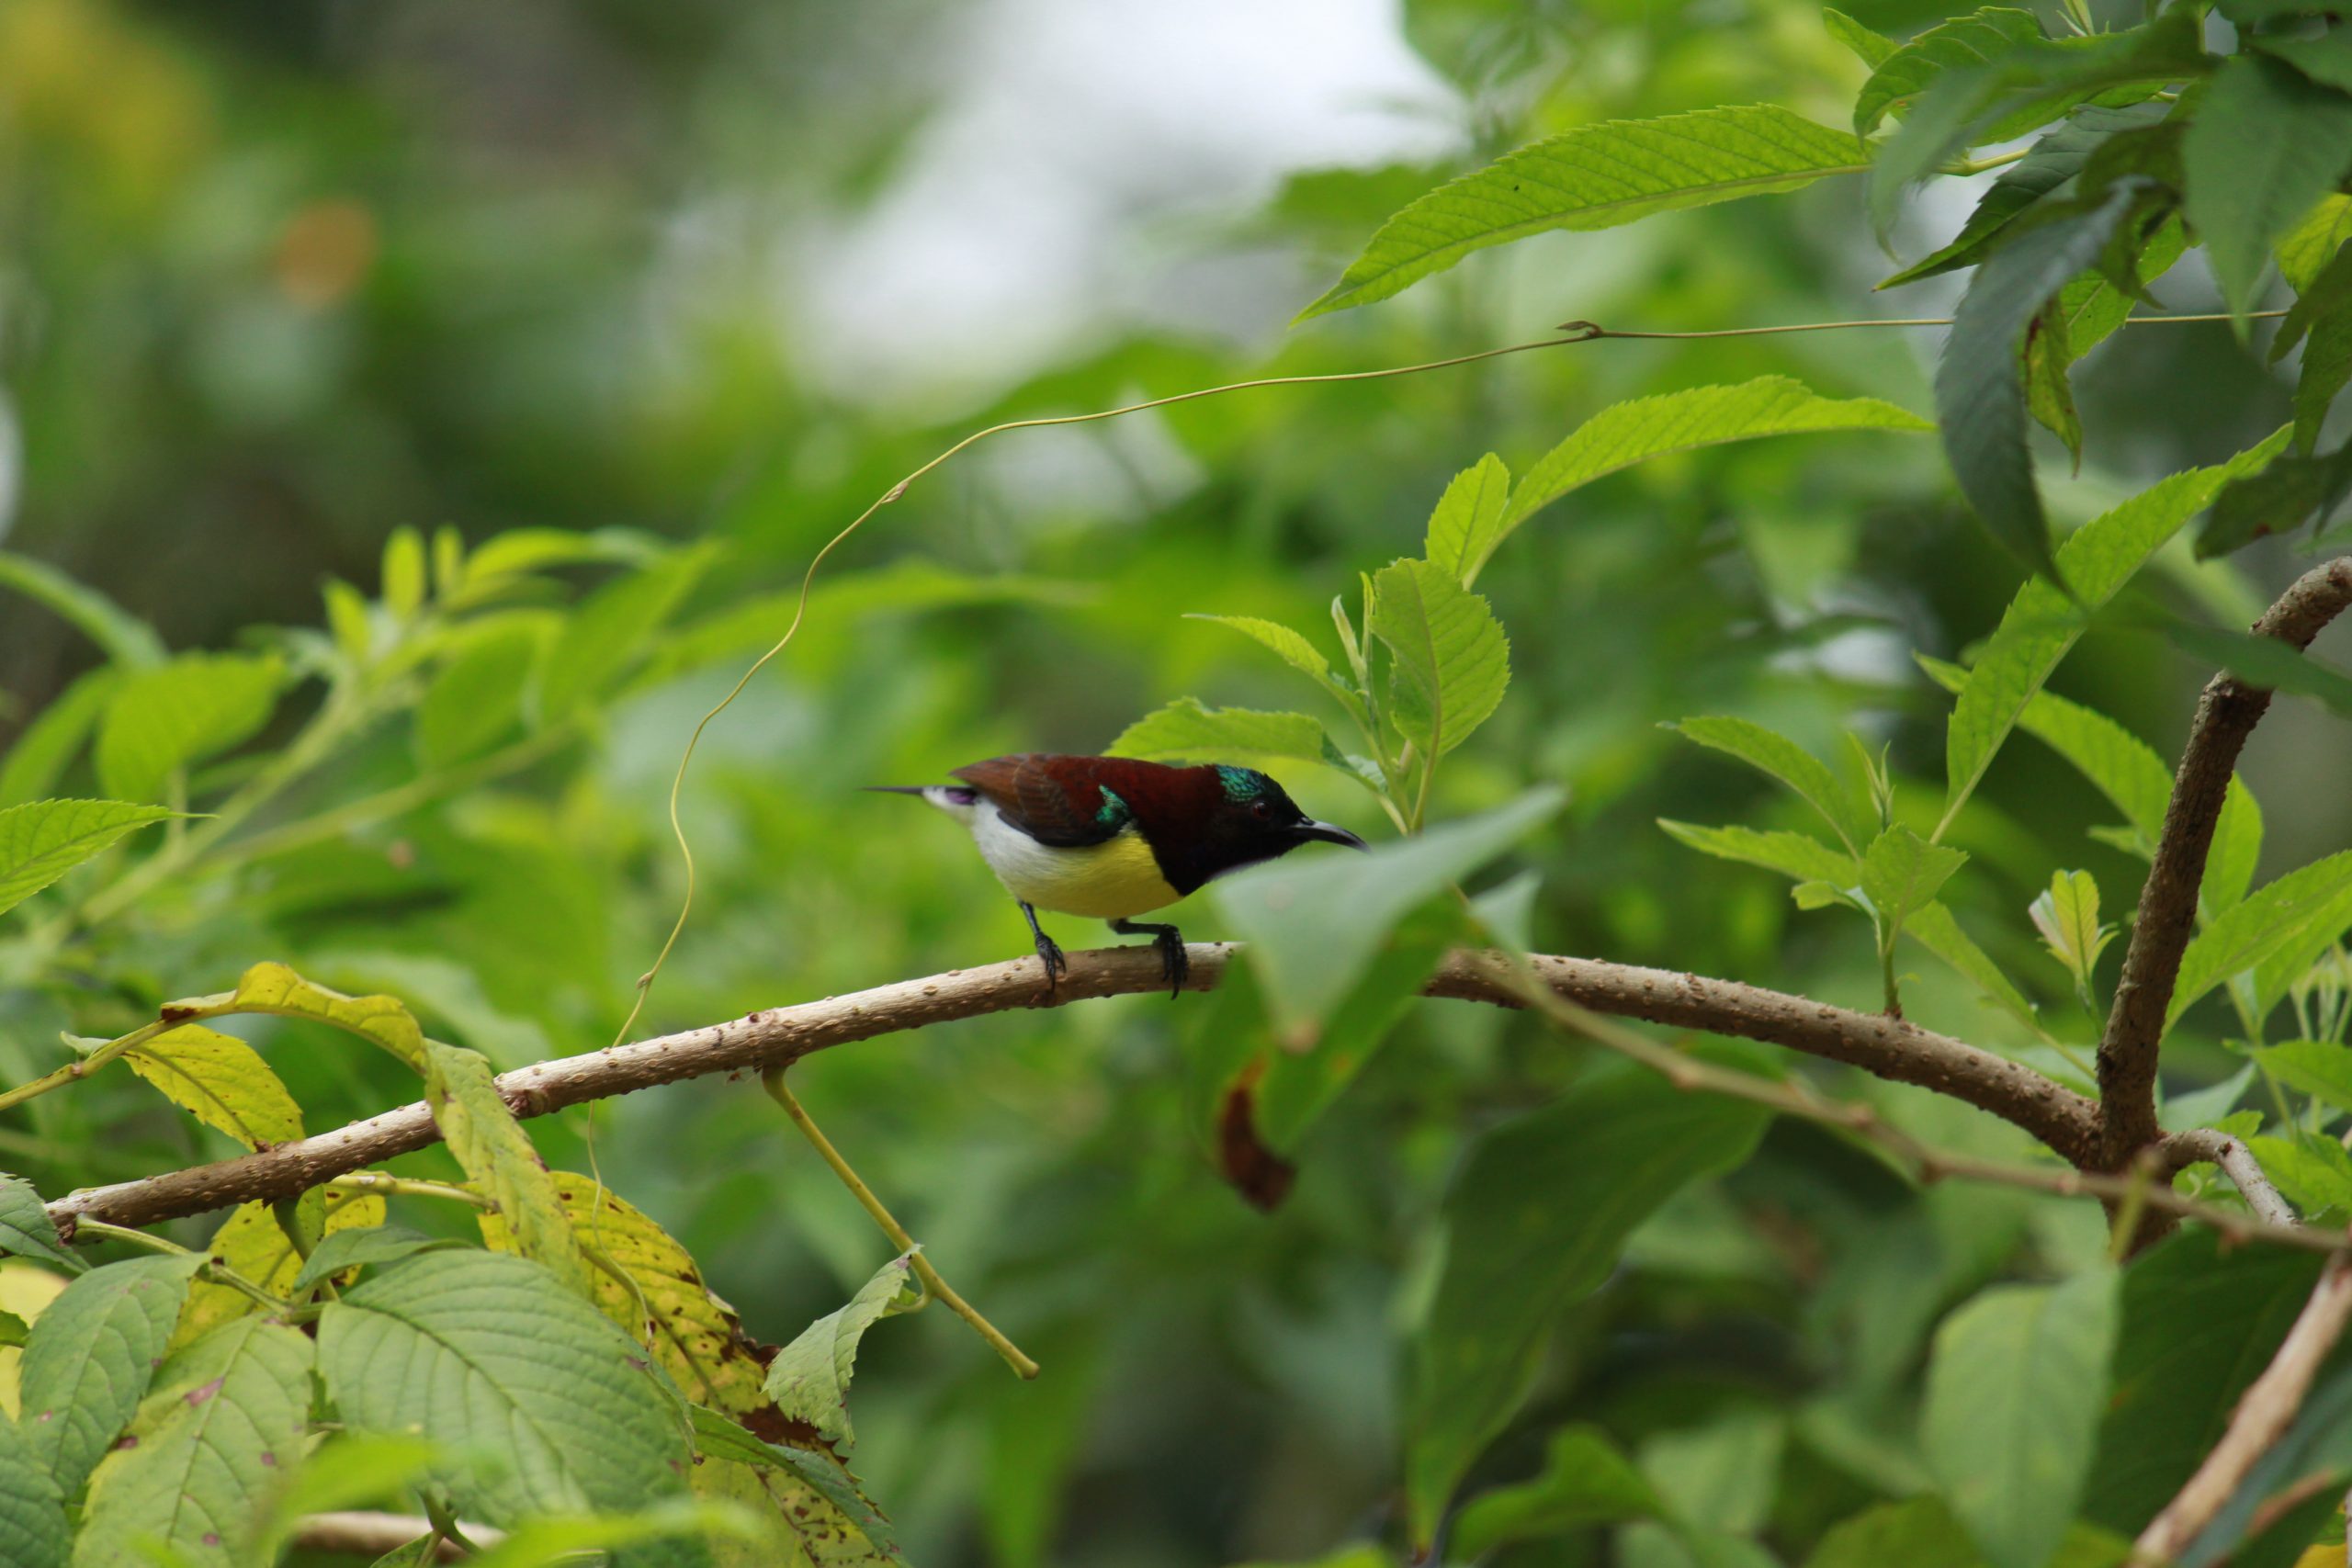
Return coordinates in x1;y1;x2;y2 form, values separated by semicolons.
0;1020;171;1115
1945;149;2031;176
74;1218;291;1315
328;1172;494;1208
2107;1156;2155;1265
762;1068;1039;1380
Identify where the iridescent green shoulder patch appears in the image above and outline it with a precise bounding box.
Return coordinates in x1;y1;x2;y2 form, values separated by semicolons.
1096;786;1132;827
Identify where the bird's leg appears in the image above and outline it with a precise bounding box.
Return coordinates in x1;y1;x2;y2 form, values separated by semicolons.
1110;918;1188;999
1019;902;1068;996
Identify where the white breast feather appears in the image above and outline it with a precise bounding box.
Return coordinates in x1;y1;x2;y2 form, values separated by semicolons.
923;789;1181;919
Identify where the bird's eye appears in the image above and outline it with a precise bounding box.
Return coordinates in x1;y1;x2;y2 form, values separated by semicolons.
1250;798;1272;818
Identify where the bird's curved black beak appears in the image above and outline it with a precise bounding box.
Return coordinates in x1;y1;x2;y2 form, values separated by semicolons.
1295;819;1370;852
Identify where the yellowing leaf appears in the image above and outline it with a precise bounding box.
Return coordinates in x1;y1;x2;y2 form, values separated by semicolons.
178;1190;385;1344
122;1024;302;1150
424;1042;594;1303
481;1171;769;1415
159;961;427;1072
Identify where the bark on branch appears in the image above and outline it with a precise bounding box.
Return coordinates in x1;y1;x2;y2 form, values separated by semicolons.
2098;558;2352;1168
47;944;2100;1234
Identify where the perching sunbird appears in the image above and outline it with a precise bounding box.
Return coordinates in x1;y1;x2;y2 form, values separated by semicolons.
874;753;1369;997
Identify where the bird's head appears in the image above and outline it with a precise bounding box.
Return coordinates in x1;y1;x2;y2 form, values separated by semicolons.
1179;765;1369;874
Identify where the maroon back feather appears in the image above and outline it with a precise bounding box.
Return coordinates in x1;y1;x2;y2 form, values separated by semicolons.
948;754;1224;850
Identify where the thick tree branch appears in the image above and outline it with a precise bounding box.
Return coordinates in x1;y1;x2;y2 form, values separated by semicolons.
2099;558;2352;1168
2133;1252;2352;1563
47;944;2098;1233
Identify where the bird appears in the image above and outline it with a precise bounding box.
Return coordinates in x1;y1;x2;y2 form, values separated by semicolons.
872;753;1369;998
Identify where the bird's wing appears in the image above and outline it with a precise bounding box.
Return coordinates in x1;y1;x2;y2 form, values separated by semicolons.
950;755;1125;847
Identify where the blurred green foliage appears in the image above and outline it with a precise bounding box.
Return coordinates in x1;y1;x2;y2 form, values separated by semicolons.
5;0;2352;1564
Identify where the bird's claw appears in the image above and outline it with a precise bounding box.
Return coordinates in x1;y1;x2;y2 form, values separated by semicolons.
1033;932;1069;998
1155;931;1188;1000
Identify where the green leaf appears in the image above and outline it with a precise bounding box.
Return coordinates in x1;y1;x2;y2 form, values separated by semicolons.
425;1042;594;1303
1860;827;1968;932
121;1023;302;1150
481;1171;770;1416
1804;1497;1983;1568
1450;1425;1664;1558
1421;454;1512;587
2186;53;2352;323
2278;193;2352;291
1935;178;2149;581
1923;1265;2119;1568
1405;1063;1771;1543
2165;617;2352;720
2245;1040;2352;1115
2086;1233;2324;1532
2271;240;2352;453
534;545;716;724
1907;900;2042;1035
0;668;118;808
418;618;549;768
287;1225;457;1296
1853;8;2043;137
1657;820;1858;885
763;1253;922;1452
1107;699;1364;785
2205;778;2264;917
0;1308;26;1348
1669;716;1878;856
2030;870;2113;1002
74;1316;314;1568
2247;1134;2352;1215
0;797;175;919
2199;443;2352;558
160;960;428;1072
0;1174;78;1269
1368;558;1510;760
0;552;166;669
1212;788;1563;1046
1864;8;2208;238
2169;852;2352;1031
2024;300;2083;468
1883;101;2173;287
1297;106;1867;319
1919;659;2166;848
381;525;427;619
1186;614;1333;685
17;1253;208;1497
1939;434;2290;829
318;1249;699;1538
0;1399;71;1568
1824;9;1897;70
1501;378;1931;546
94;652;285;805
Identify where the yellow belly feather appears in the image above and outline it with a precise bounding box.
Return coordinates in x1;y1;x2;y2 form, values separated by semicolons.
993;829;1182;919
